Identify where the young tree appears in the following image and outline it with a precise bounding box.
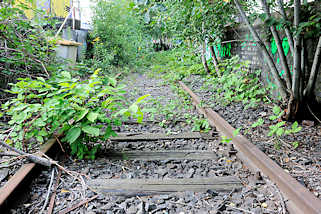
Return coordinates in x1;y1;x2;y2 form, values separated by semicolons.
233;0;321;119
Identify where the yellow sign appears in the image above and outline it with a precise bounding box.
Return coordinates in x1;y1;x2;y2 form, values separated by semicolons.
15;0;70;19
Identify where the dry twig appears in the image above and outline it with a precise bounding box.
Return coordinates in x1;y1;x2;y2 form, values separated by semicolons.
40;168;55;214
48;168;62;214
57;195;98;214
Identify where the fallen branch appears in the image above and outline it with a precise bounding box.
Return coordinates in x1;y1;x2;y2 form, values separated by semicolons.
58;195;98;214
48;168;62;214
40;168;55;214
0;126;53;167
214;188;235;212
0;140;53;167
0;152;19;156
307;104;321;124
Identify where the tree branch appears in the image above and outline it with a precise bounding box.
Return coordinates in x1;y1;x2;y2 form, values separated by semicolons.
292;0;301;101
0;127;52;167
209;46;221;76
277;0;294;55
304;36;321;98
261;0;292;90
234;0;288;100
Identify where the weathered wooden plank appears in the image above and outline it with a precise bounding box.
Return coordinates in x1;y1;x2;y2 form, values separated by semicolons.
110;132;215;141
106;150;217;160
88;177;242;196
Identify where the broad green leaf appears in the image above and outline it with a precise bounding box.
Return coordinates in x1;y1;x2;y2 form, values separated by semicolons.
276;128;284;136
61;71;71;79
82;126;100;136
36;136;44;143
129;103;139;113
115;109;128;117
251;118;264;128
37;77;46;82
136;94;150;104
59;82;70;87
38;129;48;136
108;77;117;87
87;112;99;122
76;109;89;122
272;105;281;115
63;127;81;144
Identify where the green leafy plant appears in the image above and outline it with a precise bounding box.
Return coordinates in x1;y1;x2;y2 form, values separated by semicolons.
192;118;210;132
1;69;149;159
251;105;302;149
221;135;232;144
0;3;58;94
89;0;148;73
206;56;269;109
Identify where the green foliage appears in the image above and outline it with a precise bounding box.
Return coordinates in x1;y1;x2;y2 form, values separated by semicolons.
206;56;269;109
148;48;204;83
134;0;236;46
89;0;147;72
251;118;264;128
192;118;210;132
0;3;57;91
221;135;232;144
1;69;148;159
251;105;302;149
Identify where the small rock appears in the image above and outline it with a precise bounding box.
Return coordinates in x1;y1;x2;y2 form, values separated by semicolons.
159;195;171;200
145;203;156;211
156;168;168;176
82;167;89;174
100;203;114;210
266;201;276;210
157;204;167;210
302;120;314;127
187;168;195;178
119;202;127;209
0;168;9;182
207;189;219;197
127;205;138;214
137;202;146;214
261;202;268;208
244;197;255;206
252;207;263;214
256;194;265;203
167;164;177;169
232;162;242;171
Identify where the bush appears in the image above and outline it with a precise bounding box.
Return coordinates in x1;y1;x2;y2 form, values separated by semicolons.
90;0;146;72
1;69;149;159
0;4;57;95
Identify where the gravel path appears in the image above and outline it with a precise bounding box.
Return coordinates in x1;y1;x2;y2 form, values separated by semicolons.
8;73;286;214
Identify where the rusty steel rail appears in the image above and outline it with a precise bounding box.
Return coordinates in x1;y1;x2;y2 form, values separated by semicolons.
0;137;57;206
179;81;321;214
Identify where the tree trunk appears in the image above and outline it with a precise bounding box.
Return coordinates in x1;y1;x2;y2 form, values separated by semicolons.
304;36;321;98
300;38;305;101
277;0;295;55
234;0;288;100
292;0;301;102
261;0;292;90
209;45;220;76
201;41;211;73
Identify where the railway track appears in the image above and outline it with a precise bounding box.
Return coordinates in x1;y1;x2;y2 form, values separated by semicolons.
0;73;320;213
